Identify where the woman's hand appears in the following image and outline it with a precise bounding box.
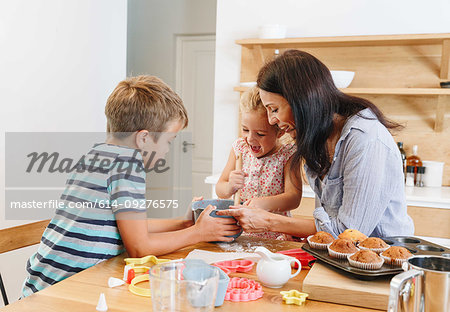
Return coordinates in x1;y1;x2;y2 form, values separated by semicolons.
228;170;246;194
215;205;272;233
194;205;242;242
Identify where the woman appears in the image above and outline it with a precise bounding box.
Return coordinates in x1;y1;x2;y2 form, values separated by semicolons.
218;50;414;238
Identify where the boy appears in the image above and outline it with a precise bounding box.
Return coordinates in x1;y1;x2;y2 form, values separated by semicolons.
22;75;240;297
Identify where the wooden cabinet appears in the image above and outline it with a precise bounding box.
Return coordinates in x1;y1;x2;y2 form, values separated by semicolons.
291;198;450;238
235;33;450;185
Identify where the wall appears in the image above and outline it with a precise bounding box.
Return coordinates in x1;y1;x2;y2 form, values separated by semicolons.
127;0;217;215
213;0;450;174
0;0;127;305
127;0;217;85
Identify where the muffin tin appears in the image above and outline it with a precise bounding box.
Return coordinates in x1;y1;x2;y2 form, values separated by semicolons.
302;236;450;279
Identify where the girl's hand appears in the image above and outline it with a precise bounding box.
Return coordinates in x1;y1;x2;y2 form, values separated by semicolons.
243;198;272;211
228;170;247;194
194;205;242;242
216;205;272;233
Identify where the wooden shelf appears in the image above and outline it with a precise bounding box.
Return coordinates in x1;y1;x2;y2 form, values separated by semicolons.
236;33;450;48
235;33;450;184
234;86;450;96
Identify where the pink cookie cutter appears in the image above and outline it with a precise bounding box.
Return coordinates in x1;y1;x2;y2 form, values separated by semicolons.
225;277;263;302
213;260;254;273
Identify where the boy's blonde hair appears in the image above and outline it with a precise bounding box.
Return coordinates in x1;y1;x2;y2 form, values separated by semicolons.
105;75;188;136
239;86;266;115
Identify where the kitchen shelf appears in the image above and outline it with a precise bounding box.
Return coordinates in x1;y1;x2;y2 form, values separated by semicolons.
236;33;450;48
235;33;450;185
234;86;450;96
235;33;450;133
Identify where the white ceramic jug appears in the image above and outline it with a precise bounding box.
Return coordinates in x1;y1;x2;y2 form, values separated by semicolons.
255;246;301;288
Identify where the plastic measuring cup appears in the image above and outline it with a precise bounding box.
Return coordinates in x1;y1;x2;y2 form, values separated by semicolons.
149;260;219;312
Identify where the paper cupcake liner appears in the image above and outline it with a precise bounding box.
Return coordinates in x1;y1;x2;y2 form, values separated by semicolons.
347;254;384;270
359;245;390;254
327;245;359;259
380;254;411;267
307;235;332;250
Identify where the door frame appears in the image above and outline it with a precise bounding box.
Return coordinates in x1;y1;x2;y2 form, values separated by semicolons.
173;34;216;216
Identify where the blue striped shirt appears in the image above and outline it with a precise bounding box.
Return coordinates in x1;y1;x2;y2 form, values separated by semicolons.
21;143;146;297
305;109;415;238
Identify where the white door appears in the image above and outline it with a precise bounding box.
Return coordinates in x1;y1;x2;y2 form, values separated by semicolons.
175;35;215;201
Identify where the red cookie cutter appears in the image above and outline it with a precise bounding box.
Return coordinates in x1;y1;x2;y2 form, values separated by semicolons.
277;249;316;269
225;277;263;302
213;260;254;273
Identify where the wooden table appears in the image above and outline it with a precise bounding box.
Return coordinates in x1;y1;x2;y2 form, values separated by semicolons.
2;237;379;311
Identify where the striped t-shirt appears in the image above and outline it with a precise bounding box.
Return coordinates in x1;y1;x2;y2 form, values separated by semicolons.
21;143;146;297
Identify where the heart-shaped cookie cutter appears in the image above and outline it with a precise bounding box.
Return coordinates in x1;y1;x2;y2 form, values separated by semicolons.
225;277;263;302
213;260;254;273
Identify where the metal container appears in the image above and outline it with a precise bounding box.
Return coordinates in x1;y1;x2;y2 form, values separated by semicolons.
302;236;450;279
388;256;450;312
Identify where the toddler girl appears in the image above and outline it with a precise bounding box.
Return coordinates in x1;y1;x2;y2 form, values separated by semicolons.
216;87;302;240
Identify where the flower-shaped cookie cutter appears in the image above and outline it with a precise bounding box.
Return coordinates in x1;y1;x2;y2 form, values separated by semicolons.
280;289;308;306
225;277;263;302
213;260;254;273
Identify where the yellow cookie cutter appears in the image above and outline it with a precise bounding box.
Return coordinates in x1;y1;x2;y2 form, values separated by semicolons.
125;255;171;297
280;290;309;306
129;274;151;297
124;255;170;266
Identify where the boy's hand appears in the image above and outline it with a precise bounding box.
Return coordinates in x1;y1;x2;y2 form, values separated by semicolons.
194;205;241;242
228;170;247;194
185;196;204;221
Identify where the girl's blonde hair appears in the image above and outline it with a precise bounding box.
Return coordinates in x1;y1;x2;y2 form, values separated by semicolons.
240;86;294;145
239;86;266;115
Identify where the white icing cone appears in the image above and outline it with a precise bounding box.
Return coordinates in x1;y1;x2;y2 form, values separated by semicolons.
108;277;125;288
96;293;108;312
123;264;132;281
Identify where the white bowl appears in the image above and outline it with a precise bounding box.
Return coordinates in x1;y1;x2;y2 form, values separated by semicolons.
258;24;287;39
240;82;257;88
330;70;355;88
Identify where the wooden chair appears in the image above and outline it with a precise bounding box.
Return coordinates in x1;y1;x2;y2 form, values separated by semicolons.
0;220;50;306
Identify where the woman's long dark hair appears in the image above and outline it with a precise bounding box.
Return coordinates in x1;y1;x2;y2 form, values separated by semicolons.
257;49;401;178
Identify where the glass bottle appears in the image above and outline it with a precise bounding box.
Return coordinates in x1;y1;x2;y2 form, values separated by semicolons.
405;166;415;187
406;145;422;184
397;142;406;176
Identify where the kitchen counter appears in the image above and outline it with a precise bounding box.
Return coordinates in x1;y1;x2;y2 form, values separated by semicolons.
205;175;450;209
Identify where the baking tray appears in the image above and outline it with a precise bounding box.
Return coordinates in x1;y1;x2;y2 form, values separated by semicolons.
302;236;450;279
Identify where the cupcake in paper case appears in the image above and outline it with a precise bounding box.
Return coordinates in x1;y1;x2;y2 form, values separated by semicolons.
358;237;390;254
327;238;359;259
338;229;367;245
307;231;335;250
347;250;384;270
380;246;413;267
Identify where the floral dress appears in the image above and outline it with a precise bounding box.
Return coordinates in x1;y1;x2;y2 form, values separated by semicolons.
232;137;297;240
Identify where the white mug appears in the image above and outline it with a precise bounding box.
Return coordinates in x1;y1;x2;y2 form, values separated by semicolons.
422;160;444;187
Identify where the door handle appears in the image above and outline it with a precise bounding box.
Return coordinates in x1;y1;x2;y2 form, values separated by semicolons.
182;141;195;153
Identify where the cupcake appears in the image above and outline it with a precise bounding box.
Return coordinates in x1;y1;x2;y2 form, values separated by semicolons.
359;237;390;254
327;238;359;259
338;229;367;245
347;250;384;270
381;246;413;266
307;231;335;250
